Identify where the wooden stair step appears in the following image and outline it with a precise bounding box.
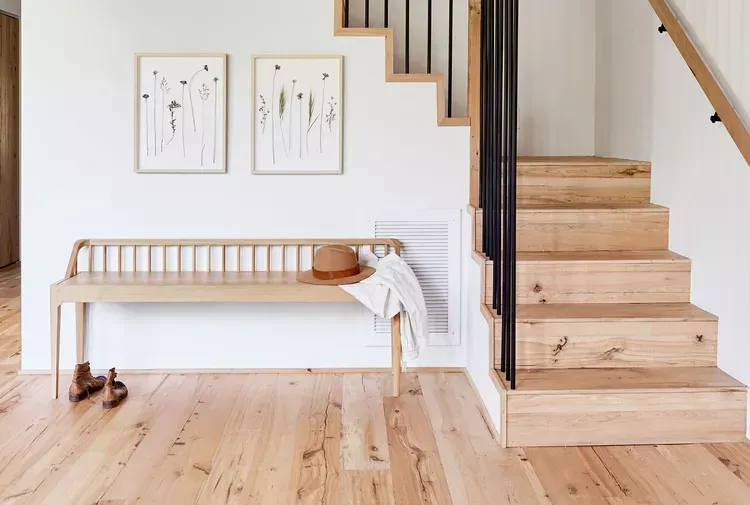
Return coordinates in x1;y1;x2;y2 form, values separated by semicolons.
498;366;747;447
484;250;691;305
475;204;670;252
491;303;718;369
518;156;651;206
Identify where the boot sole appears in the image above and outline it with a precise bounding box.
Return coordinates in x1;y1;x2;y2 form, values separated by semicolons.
102;391;128;409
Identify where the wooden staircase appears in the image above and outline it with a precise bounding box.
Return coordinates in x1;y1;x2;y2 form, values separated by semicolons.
471;156;748;447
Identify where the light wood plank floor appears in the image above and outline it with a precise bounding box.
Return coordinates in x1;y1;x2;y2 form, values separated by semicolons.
2;262;750;504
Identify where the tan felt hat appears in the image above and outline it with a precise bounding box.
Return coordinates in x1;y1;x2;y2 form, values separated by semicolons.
297;244;375;286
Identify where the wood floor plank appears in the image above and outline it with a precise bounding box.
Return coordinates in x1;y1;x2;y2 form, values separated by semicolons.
194;374;277;505
592;446;707;505
236;375;316;504
341;374;390;470
704;442;750;487
0;375;166;505
525;447;614;504
100;374;207;502
294;374;342;505
656;444;750;504
340;470;395;505
383;391;452;505
127;374;246;505
419;373;495;505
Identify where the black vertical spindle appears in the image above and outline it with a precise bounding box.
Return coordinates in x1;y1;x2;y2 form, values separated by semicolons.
479;0;490;254
405;0;410;73
503;0;512;382
345;0;350;27
509;0;519;390
448;0;454;117
427;0;432;73
497;0;505;374
365;0;370;27
384;0;389;28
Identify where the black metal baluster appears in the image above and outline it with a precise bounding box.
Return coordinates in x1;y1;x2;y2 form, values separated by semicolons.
405;0;410;73
479;0;491;254
509;0;519;390
345;0;350;27
384;0;389;28
487;0;495;276
503;0;512;382
365;0;370;27
497;0;506;374
427;0;432;73
448;0;454;117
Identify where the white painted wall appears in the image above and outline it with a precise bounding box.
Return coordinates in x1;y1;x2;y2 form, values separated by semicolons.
596;0;750;434
351;0;598;155
21;0;470;371
0;0;20;17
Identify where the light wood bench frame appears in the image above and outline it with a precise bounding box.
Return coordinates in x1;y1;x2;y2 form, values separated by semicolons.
50;238;403;399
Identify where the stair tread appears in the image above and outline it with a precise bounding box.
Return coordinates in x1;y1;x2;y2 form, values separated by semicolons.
516;250;689;264
517;202;667;212
487;302;718;322
501;366;746;394
518;156;649;166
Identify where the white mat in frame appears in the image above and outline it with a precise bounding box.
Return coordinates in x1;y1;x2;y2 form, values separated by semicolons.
252;54;343;175
135;53;228;174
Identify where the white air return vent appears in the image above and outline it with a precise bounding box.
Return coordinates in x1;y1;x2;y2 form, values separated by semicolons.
372;211;460;346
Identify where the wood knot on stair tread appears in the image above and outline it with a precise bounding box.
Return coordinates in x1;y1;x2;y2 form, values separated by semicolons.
696;334;704;342
552;337;568;356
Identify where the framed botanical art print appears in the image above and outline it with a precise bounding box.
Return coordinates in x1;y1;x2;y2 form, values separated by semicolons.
135;53;227;173
252;55;343;175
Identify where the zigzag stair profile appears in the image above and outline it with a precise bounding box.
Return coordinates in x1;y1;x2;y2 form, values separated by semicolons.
472;156;747;447
332;0;469;127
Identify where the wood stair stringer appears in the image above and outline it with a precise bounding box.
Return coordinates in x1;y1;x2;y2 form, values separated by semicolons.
333;1;470;127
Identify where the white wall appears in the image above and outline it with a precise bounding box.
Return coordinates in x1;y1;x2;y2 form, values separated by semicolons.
351;0;598;155
0;0;19;17
596;0;750;434
21;0;470;371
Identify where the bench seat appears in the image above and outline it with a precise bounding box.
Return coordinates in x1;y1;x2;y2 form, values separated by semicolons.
54;272;359;304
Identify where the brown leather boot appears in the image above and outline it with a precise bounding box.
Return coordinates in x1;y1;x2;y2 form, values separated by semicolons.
68;362;106;402
102;368;128;409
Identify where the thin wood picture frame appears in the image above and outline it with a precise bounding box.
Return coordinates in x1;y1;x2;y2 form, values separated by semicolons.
134;53;228;174
251;54;344;175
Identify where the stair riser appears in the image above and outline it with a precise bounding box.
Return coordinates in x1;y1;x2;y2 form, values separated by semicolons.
495;320;718;369
505;390;747;447
517;209;669;252
485;261;691;304
518;162;651;206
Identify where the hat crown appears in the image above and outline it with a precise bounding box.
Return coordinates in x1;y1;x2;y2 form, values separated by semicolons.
313;244;357;273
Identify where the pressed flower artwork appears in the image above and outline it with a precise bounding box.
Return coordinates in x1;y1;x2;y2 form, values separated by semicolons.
135;54;227;173
252;55;343;174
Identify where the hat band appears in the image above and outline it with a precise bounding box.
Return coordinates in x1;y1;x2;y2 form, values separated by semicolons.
312;265;361;281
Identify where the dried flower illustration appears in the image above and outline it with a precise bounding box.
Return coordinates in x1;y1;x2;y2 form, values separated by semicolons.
213;77;219;164
188;64;209;133
153;70;158;157
199;83;211;167
306;90;319;156
142;94;150;156
180;81;187;158
325;96;337;132
279;86;288;155
289;79;296;153
297;92;303;158
159;77;170;152
319;73;329;153
258;95;269;134
166;100;181;146
271;64;280;164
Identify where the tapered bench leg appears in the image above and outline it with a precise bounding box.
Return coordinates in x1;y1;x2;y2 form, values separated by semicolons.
50;301;61;399
391;312;402;397
75;303;87;363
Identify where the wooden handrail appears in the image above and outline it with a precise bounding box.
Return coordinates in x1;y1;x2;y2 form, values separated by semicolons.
648;0;750;167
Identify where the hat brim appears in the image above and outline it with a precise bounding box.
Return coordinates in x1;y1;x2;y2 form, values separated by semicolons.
296;266;375;286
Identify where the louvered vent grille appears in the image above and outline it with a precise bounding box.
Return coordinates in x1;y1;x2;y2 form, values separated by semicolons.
373;220;455;341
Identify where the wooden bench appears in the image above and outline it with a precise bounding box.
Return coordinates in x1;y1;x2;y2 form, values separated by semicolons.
50;239;403;398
